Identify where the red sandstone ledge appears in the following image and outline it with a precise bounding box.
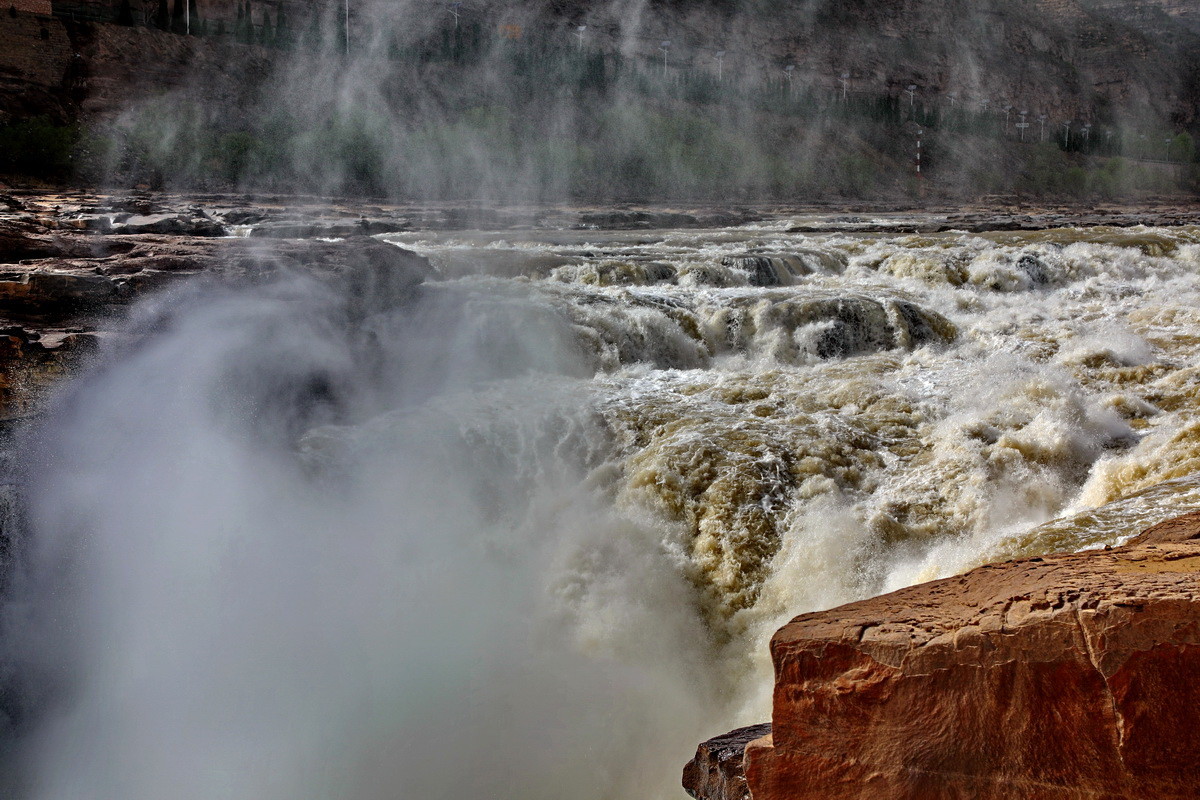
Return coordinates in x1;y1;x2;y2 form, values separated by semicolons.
685;511;1200;800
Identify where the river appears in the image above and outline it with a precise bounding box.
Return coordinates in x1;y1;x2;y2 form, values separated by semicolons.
8;212;1200;798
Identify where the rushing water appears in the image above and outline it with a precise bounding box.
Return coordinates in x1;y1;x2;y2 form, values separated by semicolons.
6;216;1200;798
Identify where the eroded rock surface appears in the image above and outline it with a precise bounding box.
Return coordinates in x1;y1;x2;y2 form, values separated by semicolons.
682;724;772;800
0;212;430;416
685;511;1200;800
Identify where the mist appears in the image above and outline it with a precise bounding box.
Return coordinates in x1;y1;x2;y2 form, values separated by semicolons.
77;0;1200;201
0;263;741;799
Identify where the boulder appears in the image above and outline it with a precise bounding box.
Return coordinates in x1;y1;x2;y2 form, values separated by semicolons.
685;510;1200;800
0;220;60;263
683;724;772;800
109;213;225;236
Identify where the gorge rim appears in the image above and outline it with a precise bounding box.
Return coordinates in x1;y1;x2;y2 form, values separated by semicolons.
2;1;1200;799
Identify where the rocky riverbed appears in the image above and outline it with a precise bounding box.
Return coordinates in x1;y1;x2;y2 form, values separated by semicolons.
5;189;1200;418
6;192;1200;799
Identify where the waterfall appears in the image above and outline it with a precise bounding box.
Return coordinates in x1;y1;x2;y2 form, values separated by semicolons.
5;221;1200;798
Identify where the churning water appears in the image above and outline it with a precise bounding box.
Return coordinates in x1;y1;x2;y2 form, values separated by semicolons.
6;217;1200;798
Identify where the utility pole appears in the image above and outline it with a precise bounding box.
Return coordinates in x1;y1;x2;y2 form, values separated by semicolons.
659;39;670;76
1016;109;1029;142
916;127;923;175
716;50;726;83
448;2;461;30
1038;114;1047;142
906;84;917;111
185;0;189;34
841;71;850;102
785;64;795;96
575;24;586;50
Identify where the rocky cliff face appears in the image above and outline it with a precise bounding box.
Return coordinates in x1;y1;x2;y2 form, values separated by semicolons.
523;0;1200;124
3;0;1199;130
0;8;272;124
685;510;1200;800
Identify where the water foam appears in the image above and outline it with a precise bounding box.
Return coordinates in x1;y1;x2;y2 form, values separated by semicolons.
7;222;1200;798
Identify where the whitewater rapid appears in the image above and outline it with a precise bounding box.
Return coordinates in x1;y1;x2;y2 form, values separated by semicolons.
7;218;1200;798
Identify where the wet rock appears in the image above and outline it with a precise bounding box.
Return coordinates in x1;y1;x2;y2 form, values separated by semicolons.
721;255;812;287
642;261;678;283
747;296;954;360
247;218;408;238
686;510;1200;800
264;236;431;315
56;213;115;232
576;210;701;230
0;232;431;416
109;213;225;237
2;271;122;309
219;208;270;225
0;325;99;416
683;724;772;800
1016;252;1049;285
0;221;59;263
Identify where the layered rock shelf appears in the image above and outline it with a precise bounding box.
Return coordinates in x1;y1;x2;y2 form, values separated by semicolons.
0;195;433;416
685;512;1200;800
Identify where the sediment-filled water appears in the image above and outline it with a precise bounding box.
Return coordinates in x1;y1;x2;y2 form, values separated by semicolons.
7;216;1200;798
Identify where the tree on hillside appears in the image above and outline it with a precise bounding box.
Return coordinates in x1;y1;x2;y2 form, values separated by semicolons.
1169;132;1196;164
259;10;272;45
236;0;254;43
275;2;288;47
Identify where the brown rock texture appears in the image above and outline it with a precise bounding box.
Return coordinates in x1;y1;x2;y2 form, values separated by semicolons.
682;724;772;800
0;199;432;416
686;511;1200;800
0;9;74;123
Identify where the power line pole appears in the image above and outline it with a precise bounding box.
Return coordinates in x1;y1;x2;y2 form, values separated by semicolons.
1016;110;1029;142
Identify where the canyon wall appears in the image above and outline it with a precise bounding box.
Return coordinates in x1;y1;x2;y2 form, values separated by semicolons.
1;0;1199;130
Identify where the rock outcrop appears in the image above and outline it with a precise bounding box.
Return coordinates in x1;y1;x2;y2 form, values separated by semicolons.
0;205;431;416
682;724;773;800
685;511;1200;800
